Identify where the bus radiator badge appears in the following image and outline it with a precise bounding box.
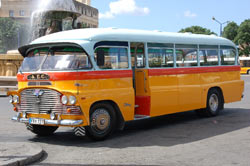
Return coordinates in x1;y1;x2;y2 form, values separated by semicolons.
33;89;44;104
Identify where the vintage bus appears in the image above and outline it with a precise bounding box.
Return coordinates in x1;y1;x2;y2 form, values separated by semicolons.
8;28;244;140
239;56;250;74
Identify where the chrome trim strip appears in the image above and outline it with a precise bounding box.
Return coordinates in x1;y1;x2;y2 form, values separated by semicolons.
12;116;83;126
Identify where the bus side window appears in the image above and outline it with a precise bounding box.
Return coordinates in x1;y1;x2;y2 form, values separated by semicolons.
148;48;174;68
94;47;129;69
220;49;236;65
176;49;198;67
199;49;219;66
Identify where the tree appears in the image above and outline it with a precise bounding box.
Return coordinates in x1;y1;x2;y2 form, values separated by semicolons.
222;21;238;41
234;19;250;56
179;26;217;35
0;18;20;53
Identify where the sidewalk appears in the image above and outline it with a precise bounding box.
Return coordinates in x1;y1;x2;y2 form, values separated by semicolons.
0;142;43;166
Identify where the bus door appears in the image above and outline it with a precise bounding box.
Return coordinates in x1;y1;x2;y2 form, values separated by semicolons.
130;42;151;117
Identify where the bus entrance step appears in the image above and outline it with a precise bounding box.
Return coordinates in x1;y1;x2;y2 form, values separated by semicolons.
134;114;150;120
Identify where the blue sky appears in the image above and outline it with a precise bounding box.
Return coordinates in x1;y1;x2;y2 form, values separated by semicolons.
92;0;250;35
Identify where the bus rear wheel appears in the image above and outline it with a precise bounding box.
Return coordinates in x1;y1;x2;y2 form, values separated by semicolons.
85;103;116;141
26;124;58;136
247;70;250;75
196;89;223;117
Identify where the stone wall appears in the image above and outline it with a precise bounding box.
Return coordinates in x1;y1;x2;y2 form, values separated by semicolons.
0;54;23;76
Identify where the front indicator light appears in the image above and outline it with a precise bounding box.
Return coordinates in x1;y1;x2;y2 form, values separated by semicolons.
13;107;18;112
67;108;71;113
69;96;77;105
13;95;19;103
61;95;68;105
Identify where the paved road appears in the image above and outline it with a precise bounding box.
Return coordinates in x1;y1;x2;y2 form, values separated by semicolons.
0;76;250;166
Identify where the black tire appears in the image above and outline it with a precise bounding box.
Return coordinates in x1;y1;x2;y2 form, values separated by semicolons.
26;124;58;136
196;89;223;117
247;70;250;75
85;103;116;141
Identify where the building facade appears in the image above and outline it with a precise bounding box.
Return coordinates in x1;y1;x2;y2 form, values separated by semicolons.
0;0;98;27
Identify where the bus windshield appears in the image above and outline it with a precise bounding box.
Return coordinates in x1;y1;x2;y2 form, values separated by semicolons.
20;48;49;72
20;46;92;72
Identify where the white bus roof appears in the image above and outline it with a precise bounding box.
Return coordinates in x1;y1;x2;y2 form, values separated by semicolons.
31;28;236;47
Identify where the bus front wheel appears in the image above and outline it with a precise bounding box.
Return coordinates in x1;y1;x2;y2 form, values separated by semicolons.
85;103;116;141
196;89;223;117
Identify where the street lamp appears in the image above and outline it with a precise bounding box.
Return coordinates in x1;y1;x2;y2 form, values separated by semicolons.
212;17;230;37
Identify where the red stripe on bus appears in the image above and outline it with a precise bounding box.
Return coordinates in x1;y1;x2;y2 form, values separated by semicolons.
148;66;241;76
17;70;133;82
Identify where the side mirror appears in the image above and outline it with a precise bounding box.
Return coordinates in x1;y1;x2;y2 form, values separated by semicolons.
96;49;105;66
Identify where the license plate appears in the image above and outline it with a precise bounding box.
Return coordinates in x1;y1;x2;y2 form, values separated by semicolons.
29;118;45;125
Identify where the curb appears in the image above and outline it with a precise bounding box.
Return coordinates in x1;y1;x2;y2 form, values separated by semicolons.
0;142;44;166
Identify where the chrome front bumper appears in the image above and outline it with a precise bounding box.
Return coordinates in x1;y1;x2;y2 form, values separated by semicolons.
12;115;83;126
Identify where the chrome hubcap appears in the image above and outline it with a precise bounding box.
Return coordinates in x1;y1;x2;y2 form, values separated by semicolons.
209;94;219;112
91;108;110;134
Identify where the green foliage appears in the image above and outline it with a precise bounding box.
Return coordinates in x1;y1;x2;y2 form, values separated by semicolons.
223;22;239;41
0;18;20;53
234;19;250;56
179;26;217;35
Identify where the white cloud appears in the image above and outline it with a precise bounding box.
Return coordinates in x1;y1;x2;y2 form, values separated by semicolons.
184;10;197;18
100;0;150;19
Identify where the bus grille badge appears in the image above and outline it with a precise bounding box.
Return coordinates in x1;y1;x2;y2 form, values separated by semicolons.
33;89;44;104
33;89;44;97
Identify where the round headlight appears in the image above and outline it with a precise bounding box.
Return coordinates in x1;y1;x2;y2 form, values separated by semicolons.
9;95;13;103
13;95;19;103
69;96;77;105
61;95;68;105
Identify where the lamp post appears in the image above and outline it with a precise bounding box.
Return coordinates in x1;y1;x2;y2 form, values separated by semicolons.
212;17;229;37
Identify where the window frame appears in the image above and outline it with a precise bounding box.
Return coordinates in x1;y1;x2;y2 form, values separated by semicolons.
23;44;93;72
147;43;174;69
175;44;199;68
19;10;25;16
94;46;130;70
199;46;220;67
220;46;237;66
9;10;14;17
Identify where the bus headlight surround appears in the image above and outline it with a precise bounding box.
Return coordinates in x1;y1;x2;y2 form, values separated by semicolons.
13;95;19;103
69;96;77;105
61;95;68;105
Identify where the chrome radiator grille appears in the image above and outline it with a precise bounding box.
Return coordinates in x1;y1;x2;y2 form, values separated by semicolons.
20;89;63;114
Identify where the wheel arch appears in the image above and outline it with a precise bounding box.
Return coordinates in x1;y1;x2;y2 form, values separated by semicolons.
207;86;224;109
90;100;125;130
